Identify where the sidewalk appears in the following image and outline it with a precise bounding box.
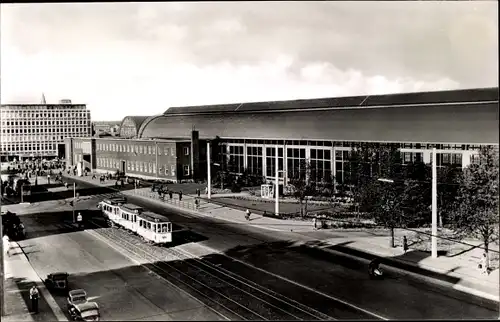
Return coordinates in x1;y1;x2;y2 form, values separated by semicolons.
65;173;500;302
3;243;65;321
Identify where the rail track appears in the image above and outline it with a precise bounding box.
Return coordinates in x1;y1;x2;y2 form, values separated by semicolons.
89;218;334;321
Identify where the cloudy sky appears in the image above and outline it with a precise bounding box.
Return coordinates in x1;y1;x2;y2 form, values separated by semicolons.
1;2;498;121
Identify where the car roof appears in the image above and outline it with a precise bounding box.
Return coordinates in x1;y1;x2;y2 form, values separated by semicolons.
50;272;68;277
69;289;87;297
74;302;98;311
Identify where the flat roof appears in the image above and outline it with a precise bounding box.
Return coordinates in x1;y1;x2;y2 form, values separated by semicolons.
138;211;170;223
120;204;143;212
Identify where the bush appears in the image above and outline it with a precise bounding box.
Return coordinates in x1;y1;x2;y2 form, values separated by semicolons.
231;183;242;193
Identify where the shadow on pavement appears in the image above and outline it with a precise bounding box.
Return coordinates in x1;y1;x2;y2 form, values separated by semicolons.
10;277;58;321
40;237;499;321
24;186;128;203
19;209;104;240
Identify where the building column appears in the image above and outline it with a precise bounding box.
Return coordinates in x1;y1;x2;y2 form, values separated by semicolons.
243;142;248;170
283;143;288;186
262;145;267;179
423;150;432;164
461;150;473;169
332;146;336;191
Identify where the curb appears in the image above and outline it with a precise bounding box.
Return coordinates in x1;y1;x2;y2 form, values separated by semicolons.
65;175;500;304
13;242;69;321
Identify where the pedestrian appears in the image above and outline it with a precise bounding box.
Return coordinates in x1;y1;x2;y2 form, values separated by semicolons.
205;186;208;194
403;236;409;253
30;285;40;313
197;188;201;197
195;198;199;210
179;191;183;201
77;212;83;229
169;191;173;200
92;173;96;180
313;217;317;230
3;235;11;257
47;174;50;185
480;252;489;275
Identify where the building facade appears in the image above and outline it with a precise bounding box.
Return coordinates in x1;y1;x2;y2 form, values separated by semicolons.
92;121;121;137
1;100;91;161
65;87;499;185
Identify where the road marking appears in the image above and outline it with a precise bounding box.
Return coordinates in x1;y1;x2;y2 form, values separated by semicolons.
13;242;68;321
85;229;231;321
190;242;389;320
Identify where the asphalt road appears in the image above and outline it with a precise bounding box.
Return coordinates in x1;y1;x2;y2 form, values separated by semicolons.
10;177;500;320
5;201;228;321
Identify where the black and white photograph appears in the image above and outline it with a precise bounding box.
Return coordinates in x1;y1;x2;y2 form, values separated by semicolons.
0;1;498;321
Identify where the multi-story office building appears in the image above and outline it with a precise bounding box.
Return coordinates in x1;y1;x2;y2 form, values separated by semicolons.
65;87;498;184
0;99;91;161
92;121;121;137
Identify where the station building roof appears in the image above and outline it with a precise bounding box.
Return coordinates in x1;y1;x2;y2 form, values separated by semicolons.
137;87;499;145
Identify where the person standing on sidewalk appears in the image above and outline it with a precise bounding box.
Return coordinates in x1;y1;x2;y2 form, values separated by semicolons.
3;235;11;257
30;285;40;314
403;236;409;253
313;217;317;230
77;212;83;229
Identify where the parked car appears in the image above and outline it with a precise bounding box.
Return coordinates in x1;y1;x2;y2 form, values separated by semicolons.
67;289;100;321
44;272;69;292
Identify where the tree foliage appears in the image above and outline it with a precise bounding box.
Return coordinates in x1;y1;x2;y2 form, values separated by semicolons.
288;160;317;215
448;146;499;262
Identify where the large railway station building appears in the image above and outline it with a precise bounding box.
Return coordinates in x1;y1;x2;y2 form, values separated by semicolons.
65;87;499;186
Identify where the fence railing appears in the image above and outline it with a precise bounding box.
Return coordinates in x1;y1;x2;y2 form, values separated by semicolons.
134;189;198;211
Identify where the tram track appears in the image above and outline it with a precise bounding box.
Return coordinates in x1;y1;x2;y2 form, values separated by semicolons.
89;219;334;321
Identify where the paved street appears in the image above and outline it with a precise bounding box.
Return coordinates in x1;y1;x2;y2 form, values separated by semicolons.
3;200;227;321
36;176;499;320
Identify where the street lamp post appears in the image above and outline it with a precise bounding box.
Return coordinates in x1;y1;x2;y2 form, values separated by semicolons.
431;148;438;259
72;182;76;223
207;141;211;199
275;146;279;216
0;195;5;316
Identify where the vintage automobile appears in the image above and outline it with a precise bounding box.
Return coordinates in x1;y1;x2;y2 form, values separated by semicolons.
2;211;26;240
67;289;100;321
44;272;69;292
69;301;100;321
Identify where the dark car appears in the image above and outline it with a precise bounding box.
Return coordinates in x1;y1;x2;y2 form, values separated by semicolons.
45;272;69;292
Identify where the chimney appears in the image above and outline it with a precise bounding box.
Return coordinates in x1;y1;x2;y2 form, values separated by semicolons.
41;93;46;104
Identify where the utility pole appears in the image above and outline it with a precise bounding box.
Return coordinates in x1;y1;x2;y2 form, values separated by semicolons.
20;184;24;204
73;182;76;223
431;148;438;259
275;146;279;216
207;141;211;199
0;194;5;316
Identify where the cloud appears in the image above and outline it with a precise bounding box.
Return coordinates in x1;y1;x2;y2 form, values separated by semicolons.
0;2;497;121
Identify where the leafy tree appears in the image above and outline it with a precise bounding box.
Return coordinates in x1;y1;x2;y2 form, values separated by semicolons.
368;143;405;247
288;160;316;216
347;142;380;212
448;146;499;268
371;179;405;247
436;165;463;227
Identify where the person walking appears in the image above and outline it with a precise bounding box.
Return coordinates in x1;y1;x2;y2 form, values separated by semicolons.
179;191;183;201
3;235;11;257
403;236;409;254
30;285;40;313
76;212;83;229
480;252;489;275
169;191;173;200
313;217;317;230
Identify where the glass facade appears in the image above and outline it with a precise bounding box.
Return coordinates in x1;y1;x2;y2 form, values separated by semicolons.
266;147;284;177
227;145;244;173
247;146;263;176
286;148;306;179
310;148;332;182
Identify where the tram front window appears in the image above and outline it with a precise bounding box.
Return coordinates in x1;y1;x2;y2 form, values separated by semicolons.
161;223;169;233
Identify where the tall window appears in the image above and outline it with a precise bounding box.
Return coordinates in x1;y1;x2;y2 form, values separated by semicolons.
286;148;306;179
266;147;283;177
227;145;244;173
246;146;263;176
310;149;331;182
335;150;350;184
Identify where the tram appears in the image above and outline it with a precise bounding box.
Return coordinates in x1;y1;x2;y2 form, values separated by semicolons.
136;211;172;245
118;203;143;232
98;197;125;227
98;199;173;245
